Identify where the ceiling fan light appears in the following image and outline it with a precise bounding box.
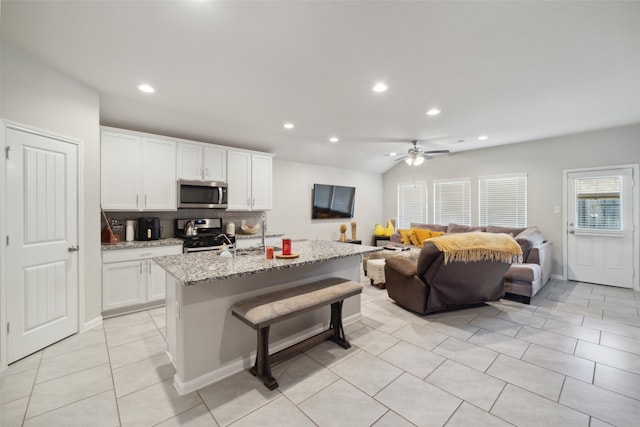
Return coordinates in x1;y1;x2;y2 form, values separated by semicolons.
405;157;413;165
414;156;425;166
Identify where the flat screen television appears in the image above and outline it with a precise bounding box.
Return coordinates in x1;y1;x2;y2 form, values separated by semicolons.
312;184;356;219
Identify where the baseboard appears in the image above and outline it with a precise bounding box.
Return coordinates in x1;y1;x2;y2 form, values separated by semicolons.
172;312;362;395
81;316;103;332
550;274;564;281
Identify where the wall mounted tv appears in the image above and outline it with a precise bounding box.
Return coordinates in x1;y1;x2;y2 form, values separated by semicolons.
312;183;356;219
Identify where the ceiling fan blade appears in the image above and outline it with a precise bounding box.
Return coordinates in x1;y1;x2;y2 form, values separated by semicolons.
424;149;450;154
394;155;409;162
424;154;433;160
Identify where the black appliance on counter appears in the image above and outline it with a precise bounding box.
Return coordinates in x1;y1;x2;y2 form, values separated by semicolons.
175;218;235;253
137;217;161;241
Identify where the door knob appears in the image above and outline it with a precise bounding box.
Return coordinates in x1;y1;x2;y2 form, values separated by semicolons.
68;245;79;252
568;230;575;234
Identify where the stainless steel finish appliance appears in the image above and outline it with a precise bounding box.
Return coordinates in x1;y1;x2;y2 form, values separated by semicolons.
177;179;228;209
175;218;235;253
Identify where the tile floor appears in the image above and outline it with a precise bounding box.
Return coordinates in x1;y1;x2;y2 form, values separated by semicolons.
2;277;640;426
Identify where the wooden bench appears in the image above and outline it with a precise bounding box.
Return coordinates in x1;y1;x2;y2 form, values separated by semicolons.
231;277;362;390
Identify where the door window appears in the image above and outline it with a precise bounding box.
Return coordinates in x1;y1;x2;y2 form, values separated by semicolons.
575;176;622;231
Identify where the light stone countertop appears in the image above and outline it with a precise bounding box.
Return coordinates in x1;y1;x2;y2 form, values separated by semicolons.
233;232;284;240
154;240;381;286
101;238;183;251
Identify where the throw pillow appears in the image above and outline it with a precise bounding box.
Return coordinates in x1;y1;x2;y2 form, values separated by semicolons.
412;229;433;247
408;228;421;246
373;224;386;236
398;229;413;244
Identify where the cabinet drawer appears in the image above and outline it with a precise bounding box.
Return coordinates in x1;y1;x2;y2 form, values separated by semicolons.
103;245;182;264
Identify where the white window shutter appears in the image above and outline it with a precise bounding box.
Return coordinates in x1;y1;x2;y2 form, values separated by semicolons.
479;174;527;227
433;178;471;225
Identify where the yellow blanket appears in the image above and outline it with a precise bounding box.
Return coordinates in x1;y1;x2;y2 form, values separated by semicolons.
427;232;522;265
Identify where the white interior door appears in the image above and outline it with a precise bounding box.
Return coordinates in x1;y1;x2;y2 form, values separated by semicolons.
567;168;635;288
5;126;79;363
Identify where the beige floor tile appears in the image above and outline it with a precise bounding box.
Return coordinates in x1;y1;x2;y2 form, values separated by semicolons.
591;285;638;299
392;322;449;351
424;319;479;341
270;354;339;404
536;299;604;318
361;305;410;334
589;300;639;316
426;359;505;411
603;295;640;308
603;311;640;328
541;318;601;343
486;354;565;401
113;352;175;397
105;320;162;348
349;325;400;355
304;339;360;368
198;371;279;426
229;396;315;427
27;364;113;418
594;363;640;400
468;316;522;337
575;340;640;375
298;379;387;427
522;343;594;382
42;328;106;359
447;402;513;427
0;397;28;427
103;310;153;331
155;404;218;427
371;410;414;427
375;372;461;426
118;379;202;427
433;337;499;372
36;343;109;383
492;384;589;427
467;328;531;359
23;390;119;427
532;306;584;325
0;367;37;405
1;352;42;377
378;340;446;379
515;325;577;354
582;317;640;340
332;351;402;396
496;309;547;328
601;331;640;355
560;377;640;427
108;333;168;369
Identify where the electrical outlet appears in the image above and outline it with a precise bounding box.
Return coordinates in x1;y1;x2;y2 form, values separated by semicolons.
554;206;561;214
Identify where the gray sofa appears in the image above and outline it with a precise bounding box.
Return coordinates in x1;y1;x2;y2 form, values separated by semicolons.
390;223;552;304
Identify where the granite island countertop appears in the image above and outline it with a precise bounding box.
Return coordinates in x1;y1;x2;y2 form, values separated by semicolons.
154;240;381;286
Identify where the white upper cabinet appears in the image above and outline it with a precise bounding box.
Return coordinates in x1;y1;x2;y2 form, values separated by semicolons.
227;150;273;211
101;129;176;211
176;141;226;182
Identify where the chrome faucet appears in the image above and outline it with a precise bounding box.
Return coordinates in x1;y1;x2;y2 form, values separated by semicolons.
216;233;236;257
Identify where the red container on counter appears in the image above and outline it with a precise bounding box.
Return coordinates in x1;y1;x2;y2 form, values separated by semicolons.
265;246;274;259
282;239;292;255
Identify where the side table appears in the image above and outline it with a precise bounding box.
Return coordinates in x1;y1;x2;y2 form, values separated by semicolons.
373;236;391;246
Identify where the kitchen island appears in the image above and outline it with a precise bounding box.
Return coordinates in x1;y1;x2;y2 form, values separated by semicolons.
154;240;381;394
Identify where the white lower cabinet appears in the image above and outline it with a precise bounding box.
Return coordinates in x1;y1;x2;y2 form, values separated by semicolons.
102;245;182;311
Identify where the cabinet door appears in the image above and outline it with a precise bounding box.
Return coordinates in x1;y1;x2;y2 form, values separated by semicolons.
176;142;204;180
203;146;227;182
226;150;252;210
101;131;141;210
251;154;272;210
142;137;177;210
147;260;167;302
102;261;144;310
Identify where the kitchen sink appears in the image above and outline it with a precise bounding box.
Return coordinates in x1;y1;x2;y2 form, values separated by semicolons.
235;247;282;257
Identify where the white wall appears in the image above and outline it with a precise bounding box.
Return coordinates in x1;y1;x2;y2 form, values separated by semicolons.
383;123;640;277
269;159;383;245
0;43;102;326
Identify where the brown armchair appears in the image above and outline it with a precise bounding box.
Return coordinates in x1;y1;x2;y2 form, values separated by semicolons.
385;239;513;314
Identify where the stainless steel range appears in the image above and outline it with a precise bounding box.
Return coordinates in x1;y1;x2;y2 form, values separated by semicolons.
175;218;235;253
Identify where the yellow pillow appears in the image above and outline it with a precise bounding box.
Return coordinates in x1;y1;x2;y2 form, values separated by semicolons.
412;229;433;247
373;224;386;236
408;228;421;246
430;231;445;238
384;221;394;237
398;229;413;244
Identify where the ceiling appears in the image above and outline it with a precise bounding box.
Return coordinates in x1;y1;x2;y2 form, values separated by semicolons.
2;1;639;174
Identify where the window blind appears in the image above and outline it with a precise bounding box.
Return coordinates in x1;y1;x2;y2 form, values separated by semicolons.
397;182;427;229
479;174;527;227
433;178;471;225
575;176;622;230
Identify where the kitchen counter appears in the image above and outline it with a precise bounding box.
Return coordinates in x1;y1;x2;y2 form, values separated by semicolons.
101;238;183;251
157;240;380;394
233;232;284;240
154;240;380;285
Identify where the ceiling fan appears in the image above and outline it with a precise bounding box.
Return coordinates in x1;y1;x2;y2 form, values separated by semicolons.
386;140;450;166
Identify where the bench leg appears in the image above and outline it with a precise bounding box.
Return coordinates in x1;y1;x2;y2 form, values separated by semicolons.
329;301;351;349
249;326;278;390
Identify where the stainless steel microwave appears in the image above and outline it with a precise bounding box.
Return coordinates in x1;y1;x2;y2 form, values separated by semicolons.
177;179;228;209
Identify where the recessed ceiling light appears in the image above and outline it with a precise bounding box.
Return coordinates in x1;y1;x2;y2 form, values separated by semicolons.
478;135;488;141
329;137;339;143
426;108;441;116
283;123;294;129
137;83;155;93
372;82;388;93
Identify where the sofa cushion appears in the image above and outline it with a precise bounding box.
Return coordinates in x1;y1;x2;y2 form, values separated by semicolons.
486;225;527;236
410;223;448;232
514;226;544;261
447;223;486;233
505;263;541;282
